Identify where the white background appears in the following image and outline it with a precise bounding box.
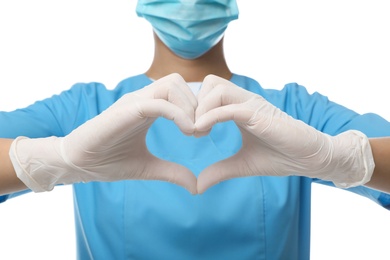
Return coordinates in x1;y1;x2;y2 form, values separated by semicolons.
1;1;390;259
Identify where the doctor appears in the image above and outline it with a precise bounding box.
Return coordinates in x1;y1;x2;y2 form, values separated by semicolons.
1;1;390;259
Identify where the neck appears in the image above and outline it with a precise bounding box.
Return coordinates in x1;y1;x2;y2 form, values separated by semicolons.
146;33;232;82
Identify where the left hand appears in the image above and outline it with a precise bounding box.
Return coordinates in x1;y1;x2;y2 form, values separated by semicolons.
195;75;374;194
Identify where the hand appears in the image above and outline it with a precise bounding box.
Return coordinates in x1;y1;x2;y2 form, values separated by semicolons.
10;73;198;194
195;75;374;194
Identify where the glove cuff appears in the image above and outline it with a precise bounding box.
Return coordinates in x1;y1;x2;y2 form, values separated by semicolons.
9;137;46;192
9;136;82;192
330;130;375;188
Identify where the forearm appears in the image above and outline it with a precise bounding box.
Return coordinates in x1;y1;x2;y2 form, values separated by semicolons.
365;138;390;194
0;138;27;195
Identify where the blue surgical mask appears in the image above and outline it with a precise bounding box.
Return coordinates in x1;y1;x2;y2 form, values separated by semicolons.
136;0;239;59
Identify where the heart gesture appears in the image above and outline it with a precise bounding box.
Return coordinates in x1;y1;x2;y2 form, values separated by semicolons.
10;74;374;195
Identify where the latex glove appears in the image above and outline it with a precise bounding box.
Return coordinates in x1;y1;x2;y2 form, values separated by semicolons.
195;75;374;194
9;73;198;194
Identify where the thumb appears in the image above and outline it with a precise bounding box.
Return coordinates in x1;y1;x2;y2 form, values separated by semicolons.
148;159;198;195
197;156;244;194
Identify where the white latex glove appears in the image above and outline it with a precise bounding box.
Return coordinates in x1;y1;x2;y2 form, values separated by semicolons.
195;75;374;194
9;73;198;194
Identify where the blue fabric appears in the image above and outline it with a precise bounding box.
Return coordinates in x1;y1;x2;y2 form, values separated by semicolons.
2;73;390;259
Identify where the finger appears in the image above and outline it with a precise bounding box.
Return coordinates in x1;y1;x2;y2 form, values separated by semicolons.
138;99;195;135
197;74;232;104
149;73;198;121
146;159;198;195
197;75;224;103
193;128;211;138
195;103;254;133
196;75;228;120
196;75;253;121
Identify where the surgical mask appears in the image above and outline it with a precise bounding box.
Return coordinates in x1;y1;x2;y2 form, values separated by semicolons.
136;0;239;59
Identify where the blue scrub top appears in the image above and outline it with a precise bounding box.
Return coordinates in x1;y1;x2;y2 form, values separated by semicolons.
1;73;390;259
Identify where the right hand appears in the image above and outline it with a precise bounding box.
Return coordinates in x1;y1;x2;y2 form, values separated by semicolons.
10;73;198;194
